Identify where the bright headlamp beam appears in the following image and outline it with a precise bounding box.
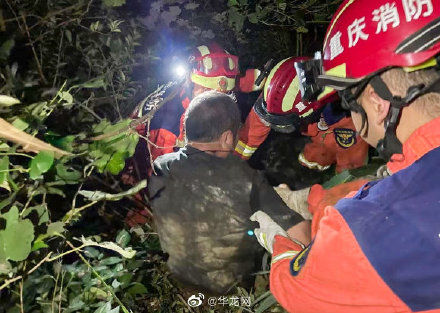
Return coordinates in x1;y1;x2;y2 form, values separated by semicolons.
175;65;187;78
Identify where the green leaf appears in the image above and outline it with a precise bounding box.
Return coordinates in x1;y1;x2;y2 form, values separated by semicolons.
0;143;10;151
31;240;49;251
45;134;75;151
11;118;29;131
296;26;309;33
29;151;54;179
0;259;12;275
228;0;239;6
0;206;35;261
248;13;258;23
59;91;74;103
0;39;15;61
322;170;354;189
255;294;278;313
71;77;106;89
79;180;147;202
105;151;126;175
0;157;9;184
103;0;126;7
90;287;110;300
22;204;49;225
0;95;20;107
228;8;245;32
46;221;66;236
100;257;122;265
116;230;130;247
127;282;148;295
94;302;120;313
56;163;81;183
65;30;72;43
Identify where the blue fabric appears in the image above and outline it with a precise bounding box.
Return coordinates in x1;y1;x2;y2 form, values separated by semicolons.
336;147;440;312
322;104;346;126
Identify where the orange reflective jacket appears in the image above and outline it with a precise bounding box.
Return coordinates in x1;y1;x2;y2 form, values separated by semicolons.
271;116;440;313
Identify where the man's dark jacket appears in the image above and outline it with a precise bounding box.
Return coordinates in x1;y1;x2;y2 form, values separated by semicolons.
149;146;302;294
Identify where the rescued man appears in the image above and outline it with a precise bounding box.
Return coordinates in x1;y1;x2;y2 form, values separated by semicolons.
149;90;303;294
251;0;440;311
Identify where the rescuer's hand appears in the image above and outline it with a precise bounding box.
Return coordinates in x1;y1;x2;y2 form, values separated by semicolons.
250;211;288;254
376;164;391;178
274;185;312;220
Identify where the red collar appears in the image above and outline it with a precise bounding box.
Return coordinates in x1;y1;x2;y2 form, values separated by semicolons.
387;116;440;174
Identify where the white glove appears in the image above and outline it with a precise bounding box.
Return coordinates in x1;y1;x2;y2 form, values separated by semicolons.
250;211;288;254
376;165;391;178
274;185;312;220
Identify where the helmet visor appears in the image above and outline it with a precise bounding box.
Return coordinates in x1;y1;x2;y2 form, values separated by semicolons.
294;57;324;102
193;53;239;77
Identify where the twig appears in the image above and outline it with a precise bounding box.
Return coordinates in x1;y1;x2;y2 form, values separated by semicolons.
21;14;47;84
52;30;64;88
0;152;34;158
90;81;182;141
19;280;24;313
0;9;6;31
80;96;103;121
51;267;61;313
0;118;70;158
145;121;156;175
0;252;53;291
58;271;65;313
4;0;23;32
63;200;98;224
177;294;195;313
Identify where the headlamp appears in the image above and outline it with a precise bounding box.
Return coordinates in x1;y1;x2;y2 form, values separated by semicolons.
294;52;323;102
174;64;188;78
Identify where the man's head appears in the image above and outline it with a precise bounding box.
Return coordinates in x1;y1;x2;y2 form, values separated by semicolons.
351;68;440;148
185;90;241;157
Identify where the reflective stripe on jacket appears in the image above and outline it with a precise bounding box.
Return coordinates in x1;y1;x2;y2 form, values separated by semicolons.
235;108;270;160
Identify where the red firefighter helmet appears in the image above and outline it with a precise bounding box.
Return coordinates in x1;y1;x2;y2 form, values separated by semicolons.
189;43;240;92
254;57;324;133
316;0;440;159
319;0;440;89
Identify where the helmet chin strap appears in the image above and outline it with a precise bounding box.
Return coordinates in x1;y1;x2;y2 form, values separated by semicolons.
370;74;440;160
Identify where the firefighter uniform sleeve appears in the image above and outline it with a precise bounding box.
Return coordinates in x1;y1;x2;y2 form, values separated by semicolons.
235;108;271;160
306;179;369;237
270;204;405;313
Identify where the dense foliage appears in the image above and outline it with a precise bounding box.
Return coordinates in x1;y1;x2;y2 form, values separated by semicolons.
0;0;341;312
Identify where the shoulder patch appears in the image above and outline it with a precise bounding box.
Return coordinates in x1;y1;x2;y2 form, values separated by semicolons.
289;242;313;277
334;128;357;148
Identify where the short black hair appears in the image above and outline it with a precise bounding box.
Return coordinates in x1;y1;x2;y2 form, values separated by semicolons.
185;90;241;142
